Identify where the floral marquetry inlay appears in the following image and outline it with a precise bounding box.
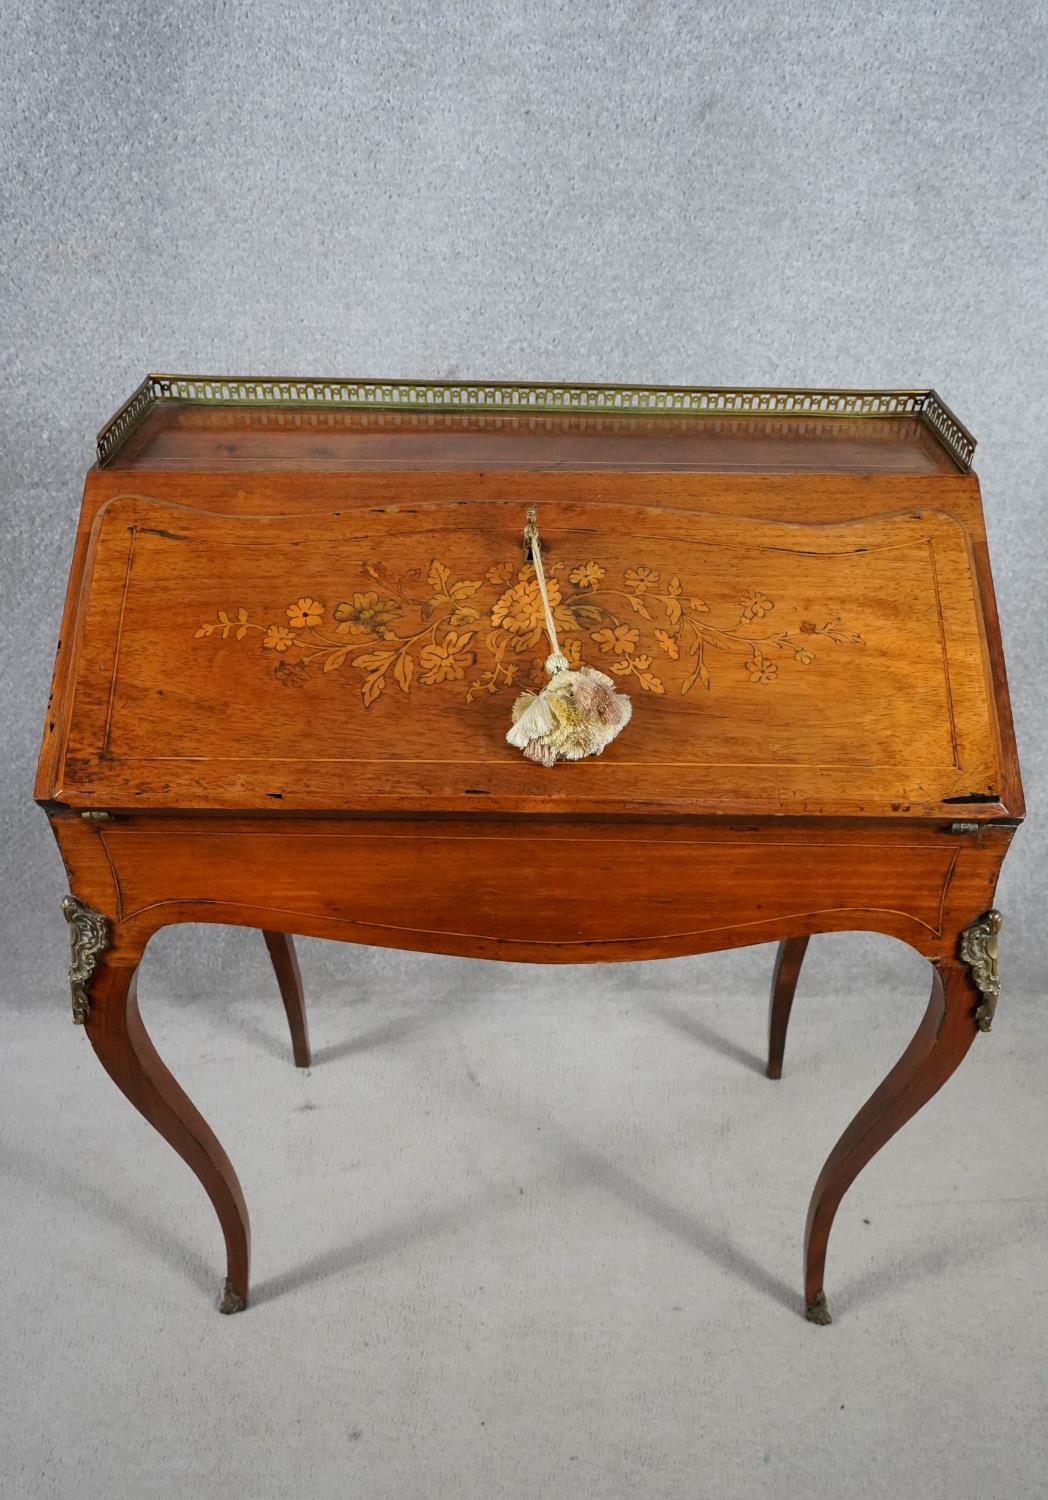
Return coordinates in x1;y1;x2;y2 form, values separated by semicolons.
194;556;865;709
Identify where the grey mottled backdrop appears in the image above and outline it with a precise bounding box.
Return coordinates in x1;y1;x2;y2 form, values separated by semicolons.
2;0;1045;1003
4;8;1048;1500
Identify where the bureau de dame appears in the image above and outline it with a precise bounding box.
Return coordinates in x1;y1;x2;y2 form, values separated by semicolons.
37;377;1023;1323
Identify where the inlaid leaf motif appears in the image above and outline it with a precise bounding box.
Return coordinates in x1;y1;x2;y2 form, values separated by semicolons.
394;652;414;692
449;579;482;601
351;648;396;671
681;653;711;694
362;673;386;707
427;560;451;592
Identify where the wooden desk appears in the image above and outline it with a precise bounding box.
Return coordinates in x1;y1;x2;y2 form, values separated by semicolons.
38;377;1022;1323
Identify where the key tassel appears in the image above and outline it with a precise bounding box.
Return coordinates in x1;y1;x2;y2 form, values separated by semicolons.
506;508;632;766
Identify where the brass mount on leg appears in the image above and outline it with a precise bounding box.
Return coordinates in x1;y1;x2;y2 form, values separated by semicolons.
959;909;1002;1033
60;895;109;1024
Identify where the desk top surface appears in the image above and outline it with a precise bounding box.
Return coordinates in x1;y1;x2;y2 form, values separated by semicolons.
38;379;1021;823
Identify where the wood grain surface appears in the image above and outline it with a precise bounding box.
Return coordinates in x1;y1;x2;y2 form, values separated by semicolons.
51;811;1013;965
43;488;1011;818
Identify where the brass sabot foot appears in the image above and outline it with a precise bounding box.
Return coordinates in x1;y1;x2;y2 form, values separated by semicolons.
218;1278;246;1315
806;1290;832;1325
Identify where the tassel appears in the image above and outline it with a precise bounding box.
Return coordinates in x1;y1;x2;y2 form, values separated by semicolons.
506;508;632;766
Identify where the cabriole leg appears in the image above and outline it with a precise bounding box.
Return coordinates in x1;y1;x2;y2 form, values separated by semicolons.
802;940;997;1325
64;899;251;1313
767;936;809;1080
263;930;311;1068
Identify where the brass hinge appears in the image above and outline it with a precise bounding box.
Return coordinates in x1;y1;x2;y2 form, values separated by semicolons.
948;821;980;835
80;810;114;823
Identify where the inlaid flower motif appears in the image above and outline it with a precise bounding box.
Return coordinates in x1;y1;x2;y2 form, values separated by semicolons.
492;574;567;634
333;592;401;636
625;566;660;594
274;660;309;687
263;625;295;653
745;655;778;682
741;591;773;621
654;628;679;659
419;631;476;684
287;597;324;628
569;562;605;589
794;646;814;665
592;624;640;655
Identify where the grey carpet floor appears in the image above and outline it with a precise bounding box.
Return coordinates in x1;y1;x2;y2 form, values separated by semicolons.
3;942;1046;1499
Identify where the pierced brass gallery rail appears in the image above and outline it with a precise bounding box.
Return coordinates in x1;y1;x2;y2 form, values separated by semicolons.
96;375;977;471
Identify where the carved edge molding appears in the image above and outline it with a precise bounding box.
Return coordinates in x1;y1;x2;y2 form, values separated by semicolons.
95;375;976;473
61;895;109;1024
959;908;1002;1033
